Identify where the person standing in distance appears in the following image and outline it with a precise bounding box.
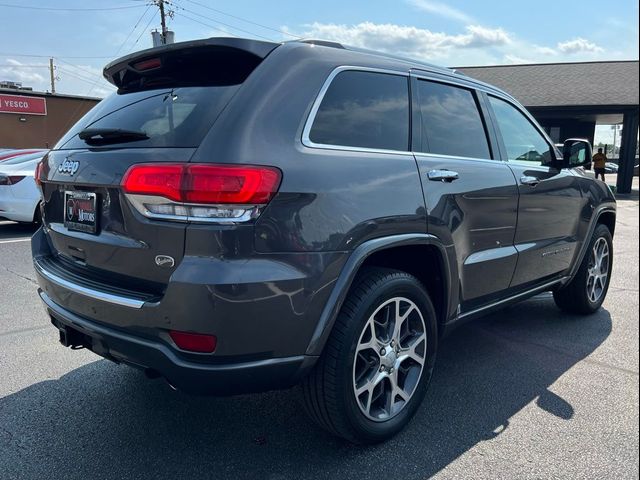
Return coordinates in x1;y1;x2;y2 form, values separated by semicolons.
592;147;608;181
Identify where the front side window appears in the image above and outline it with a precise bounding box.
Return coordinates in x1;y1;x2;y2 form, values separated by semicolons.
416;80;491;159
489;96;553;165
309;70;409;151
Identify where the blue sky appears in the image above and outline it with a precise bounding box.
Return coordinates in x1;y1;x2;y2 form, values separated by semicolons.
1;0;638;100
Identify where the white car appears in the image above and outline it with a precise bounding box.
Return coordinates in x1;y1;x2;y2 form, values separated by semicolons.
0;151;47;224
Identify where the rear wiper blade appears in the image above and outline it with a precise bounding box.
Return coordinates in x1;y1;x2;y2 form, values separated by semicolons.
78;128;149;144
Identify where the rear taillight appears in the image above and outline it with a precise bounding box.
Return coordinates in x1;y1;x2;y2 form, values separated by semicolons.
0;175;26;186
121;163;281;223
34;160;44;187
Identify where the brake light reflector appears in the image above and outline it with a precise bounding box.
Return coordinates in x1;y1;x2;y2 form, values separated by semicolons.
122;163;281;205
169;330;217;353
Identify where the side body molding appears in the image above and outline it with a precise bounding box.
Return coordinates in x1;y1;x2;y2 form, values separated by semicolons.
305;233;453;356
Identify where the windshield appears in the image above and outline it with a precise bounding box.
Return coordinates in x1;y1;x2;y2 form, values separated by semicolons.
56;85;240;150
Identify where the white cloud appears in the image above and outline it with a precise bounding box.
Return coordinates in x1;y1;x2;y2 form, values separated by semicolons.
407;0;474;23
299;22;511;60
557;37;603;54
0;57;114;97
502;54;533;64
0;58;47;85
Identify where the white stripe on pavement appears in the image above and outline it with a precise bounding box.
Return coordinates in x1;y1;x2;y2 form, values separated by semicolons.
0;238;31;244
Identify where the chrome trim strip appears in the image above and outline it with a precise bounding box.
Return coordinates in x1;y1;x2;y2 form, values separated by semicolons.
458;278;565;320
125;194;261;224
34;259;146;309
413;151;504;164
301;65;413;156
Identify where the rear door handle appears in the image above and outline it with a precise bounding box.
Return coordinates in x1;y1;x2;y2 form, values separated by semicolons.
520;175;540;187
427;169;459;182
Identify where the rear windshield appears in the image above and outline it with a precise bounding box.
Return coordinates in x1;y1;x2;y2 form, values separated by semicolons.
56;85;239;150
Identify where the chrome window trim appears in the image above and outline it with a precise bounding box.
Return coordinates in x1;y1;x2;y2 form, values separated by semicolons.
301;65;413;156
413;150;502;165
34;258;147;309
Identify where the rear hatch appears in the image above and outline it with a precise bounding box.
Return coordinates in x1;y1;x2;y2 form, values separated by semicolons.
38;38;278;295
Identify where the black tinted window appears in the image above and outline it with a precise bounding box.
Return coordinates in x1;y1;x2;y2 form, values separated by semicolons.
309;71;409;151
489;96;553;165
416;80;490;159
56;86;239;150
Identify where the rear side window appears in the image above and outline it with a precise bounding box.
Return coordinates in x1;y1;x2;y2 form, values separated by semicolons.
416;80;490;159
309;70;409;151
56;86;239;150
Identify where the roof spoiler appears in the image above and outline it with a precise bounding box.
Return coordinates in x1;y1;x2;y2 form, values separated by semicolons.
103;37;279;90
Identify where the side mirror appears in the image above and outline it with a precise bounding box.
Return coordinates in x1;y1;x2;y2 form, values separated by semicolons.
562;138;592;169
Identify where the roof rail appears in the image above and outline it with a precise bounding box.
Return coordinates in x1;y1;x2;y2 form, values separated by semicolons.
298;39;345;49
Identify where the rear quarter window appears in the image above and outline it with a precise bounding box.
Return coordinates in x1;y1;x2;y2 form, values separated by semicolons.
308;70;410;152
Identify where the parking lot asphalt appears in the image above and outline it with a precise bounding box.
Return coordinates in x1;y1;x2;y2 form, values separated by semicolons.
0;196;638;480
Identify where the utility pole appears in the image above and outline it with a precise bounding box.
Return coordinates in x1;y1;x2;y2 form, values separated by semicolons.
49;58;56;94
158;0;167;38
152;0;174;45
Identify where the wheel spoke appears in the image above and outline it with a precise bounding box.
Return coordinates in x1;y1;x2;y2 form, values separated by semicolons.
400;333;426;366
393;300;415;342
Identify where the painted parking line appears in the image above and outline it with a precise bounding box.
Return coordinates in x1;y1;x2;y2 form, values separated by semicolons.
0;238;32;244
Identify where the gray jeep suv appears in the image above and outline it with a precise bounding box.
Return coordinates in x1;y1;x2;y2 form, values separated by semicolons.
32;37;616;444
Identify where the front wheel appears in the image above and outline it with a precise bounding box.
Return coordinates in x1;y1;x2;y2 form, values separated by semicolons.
301;267;438;444
553;224;613;314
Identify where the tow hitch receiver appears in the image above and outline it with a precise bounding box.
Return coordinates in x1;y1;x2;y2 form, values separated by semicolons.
56;322;90;350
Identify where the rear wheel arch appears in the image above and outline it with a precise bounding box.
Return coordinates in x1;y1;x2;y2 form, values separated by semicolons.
358;244;449;331
597;210;616;236
305;235;453;357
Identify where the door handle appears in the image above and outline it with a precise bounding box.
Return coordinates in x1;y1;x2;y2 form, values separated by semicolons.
520;175;540;187
427;169;459;182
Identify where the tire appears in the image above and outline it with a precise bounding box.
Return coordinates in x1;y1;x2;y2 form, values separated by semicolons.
301;267;438;444
553;224;613;314
33;206;42;226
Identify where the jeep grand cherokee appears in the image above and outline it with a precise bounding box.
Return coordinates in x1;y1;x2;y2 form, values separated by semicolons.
32;37;616;444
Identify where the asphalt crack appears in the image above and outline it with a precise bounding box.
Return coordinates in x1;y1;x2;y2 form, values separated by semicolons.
0;265;37;286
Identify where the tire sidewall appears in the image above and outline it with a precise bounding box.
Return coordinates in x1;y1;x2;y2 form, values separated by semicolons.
337;273;438;442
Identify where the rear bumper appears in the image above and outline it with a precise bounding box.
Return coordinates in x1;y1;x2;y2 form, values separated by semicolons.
39;289;316;395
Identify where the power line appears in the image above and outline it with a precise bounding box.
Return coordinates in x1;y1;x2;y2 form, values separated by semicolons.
0;64;48;67
0;3;145;12
55;58;102;79
116;3;154;54
177;11;238;38
0;52;114;59
129;10;159;51
182;0;302;39
177;5;275;42
57;67;99;85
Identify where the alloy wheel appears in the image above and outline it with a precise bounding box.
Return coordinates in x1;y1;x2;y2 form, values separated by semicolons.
586;237;610;303
352;297;427;422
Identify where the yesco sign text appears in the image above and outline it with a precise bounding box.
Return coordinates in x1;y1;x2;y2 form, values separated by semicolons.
0;94;47;115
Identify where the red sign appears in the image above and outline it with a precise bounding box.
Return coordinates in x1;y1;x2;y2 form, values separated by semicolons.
0;93;47;115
